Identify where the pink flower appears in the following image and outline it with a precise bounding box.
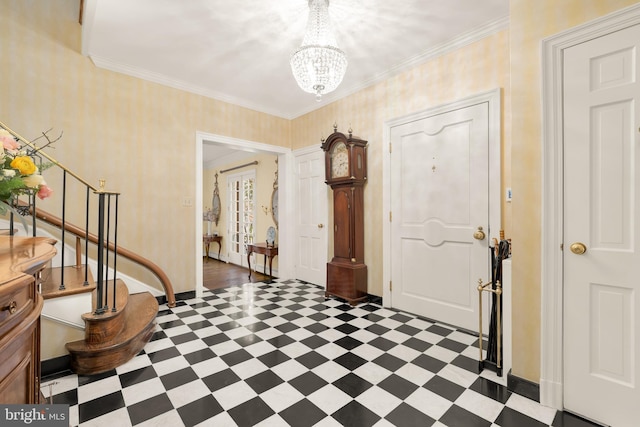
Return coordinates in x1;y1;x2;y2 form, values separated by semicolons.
37;184;54;200
0;132;19;150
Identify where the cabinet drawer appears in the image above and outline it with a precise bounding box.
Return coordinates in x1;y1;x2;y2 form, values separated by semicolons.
0;276;34;336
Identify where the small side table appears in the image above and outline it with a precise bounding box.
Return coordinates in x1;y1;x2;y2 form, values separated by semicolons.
247;243;278;278
203;235;222;261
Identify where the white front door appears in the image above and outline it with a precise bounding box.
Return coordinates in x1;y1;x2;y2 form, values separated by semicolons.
389;101;492;331
563;23;640;426
226;171;256;267
294;149;328;286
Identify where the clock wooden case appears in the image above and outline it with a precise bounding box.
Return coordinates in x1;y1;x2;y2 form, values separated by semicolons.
321;128;368;305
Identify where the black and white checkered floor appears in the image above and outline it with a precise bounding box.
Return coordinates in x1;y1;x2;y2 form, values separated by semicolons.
42;279;598;427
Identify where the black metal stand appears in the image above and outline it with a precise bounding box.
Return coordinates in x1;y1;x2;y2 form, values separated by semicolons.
478;240;510;377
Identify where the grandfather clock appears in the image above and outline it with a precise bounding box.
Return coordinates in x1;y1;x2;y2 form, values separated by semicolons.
321;126;368;305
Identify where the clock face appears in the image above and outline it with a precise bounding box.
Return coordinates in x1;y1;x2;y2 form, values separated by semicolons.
331;142;349;178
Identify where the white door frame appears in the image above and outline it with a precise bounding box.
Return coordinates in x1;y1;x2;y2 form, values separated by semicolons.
382;88;502;307
195;131;293;299
540;3;640;409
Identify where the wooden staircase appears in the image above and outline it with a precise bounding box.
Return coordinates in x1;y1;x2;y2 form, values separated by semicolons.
41;266;158;375
0;120;172;377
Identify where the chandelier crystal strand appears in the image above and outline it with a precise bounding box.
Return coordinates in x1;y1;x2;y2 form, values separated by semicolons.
290;0;347;102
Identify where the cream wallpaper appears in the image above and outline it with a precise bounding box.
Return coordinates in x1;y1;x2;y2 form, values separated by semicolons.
2;0;636;384
509;0;639;382
1;0;289;359
0;0;289;295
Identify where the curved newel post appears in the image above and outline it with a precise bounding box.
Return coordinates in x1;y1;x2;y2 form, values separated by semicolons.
93;180;121;315
94;187;107;315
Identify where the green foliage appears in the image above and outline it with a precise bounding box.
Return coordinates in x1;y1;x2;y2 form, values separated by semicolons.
0;177;27;201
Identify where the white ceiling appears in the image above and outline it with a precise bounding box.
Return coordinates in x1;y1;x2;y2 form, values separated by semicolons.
81;0;509;163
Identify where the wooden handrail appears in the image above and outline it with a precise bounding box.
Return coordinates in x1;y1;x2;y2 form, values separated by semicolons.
29;206;176;308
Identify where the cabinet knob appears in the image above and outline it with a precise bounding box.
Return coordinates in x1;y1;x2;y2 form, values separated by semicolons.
2;301;17;315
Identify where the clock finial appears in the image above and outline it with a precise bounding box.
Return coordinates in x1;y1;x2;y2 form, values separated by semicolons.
333;122;338;133
348;125;353;138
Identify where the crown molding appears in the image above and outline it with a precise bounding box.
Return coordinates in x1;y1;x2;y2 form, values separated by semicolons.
87;16;509;121
88;55;293;119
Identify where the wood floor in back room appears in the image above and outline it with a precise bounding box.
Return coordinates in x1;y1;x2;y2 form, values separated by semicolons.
203;256;270;290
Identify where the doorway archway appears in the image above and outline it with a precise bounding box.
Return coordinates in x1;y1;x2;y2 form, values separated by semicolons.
195;131;292;298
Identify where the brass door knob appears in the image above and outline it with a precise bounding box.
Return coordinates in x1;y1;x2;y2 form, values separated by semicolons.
318;224;324;229
473;226;486;241
570;242;587;255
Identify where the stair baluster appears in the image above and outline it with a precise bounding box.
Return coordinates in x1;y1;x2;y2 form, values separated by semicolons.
83;186;90;286
94;187;107;314
112;194;119;312
59;170;67;290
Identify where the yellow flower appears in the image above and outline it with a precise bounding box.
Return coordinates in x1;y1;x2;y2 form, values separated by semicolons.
10;156;37;175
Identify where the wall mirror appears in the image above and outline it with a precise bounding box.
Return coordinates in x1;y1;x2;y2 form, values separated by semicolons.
271;187;278;227
271;159;278;228
212;172;221;225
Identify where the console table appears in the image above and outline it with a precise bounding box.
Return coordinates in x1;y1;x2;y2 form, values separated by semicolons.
247;243;278;279
203;235;222;261
0;236;56;403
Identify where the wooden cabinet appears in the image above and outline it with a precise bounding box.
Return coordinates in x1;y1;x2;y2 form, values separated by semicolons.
0;236;56;403
321;129;368;305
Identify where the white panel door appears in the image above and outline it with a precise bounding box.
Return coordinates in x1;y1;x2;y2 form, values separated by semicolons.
563;24;640;426
390;103;490;331
294;150;328;286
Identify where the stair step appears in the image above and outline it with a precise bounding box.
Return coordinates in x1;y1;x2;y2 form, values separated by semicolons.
82;279;130;345
41;265;96;299
66;291;158;375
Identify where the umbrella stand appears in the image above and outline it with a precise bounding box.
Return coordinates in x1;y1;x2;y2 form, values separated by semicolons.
477;239;509;377
477;278;502;376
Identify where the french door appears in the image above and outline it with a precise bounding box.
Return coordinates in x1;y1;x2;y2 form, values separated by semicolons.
227;171;255;267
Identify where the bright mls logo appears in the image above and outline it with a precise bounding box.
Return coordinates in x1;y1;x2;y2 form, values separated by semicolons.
1;405;68;426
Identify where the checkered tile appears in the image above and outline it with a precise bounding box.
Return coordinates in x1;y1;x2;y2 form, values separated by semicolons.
42;280;599;427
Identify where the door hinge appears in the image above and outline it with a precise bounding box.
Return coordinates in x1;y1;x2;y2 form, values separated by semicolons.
389;211;392;222
560;243;563;251
389;142;392;153
389;281;393;291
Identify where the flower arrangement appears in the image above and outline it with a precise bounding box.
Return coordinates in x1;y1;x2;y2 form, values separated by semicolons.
0;128;53;205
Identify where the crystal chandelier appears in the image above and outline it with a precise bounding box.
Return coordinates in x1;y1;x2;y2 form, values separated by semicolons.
290;0;347;102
